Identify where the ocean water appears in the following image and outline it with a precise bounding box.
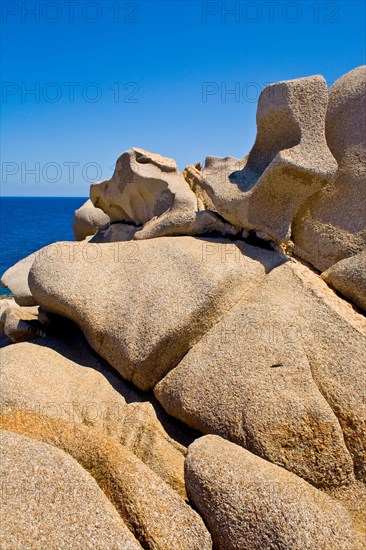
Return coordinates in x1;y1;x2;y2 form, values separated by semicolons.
0;197;86;296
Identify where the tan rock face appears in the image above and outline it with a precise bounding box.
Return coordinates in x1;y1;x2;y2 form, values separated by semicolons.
90;148;186;224
182;162;215;211
321;250;366;311
92;213;240;242
202;76;337;243
293;66;366;271
0;430;143;550
0;333;187;497
90;148;239;240
2;67;365;549
28;237;284;390
90;147;197;237
90;222;139;242
185;435;358;550
1;413;212;550
0;299;45;343
73;198;110;241
1;252;37;306
0;330;212;548
155;259;366;488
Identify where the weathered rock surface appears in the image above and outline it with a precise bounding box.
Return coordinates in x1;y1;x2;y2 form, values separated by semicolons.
91;222;140;242
327;480;366;542
90;148;195;224
90;148;238;239
73;198;110;241
0;430;142;549
2;66;365;549
1;252;37;306
92;215;240;243
202;76;337;243
1;412;212;550
182;162;215;210
293;66;366;270
90;147;198;238
28;237;284;390
156;259;366;488
322;250;366;311
185;435;358;550
134;209;241;240
0;332;187;497
0;299;45;343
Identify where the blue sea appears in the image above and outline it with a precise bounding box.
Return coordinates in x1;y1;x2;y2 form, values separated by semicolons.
0;197;87;297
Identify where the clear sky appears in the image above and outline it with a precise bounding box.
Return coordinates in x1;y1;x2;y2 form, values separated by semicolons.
1;0;365;196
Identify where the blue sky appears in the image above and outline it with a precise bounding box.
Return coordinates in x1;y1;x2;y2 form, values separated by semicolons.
1;0;365;196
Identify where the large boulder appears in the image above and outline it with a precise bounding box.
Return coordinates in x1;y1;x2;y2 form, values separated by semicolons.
293;66;366;270
28;237;284;390
90;148;198;238
73;198;110;241
1;252;37;306
0;332;187;497
321;250;366;311
0;430;142;549
155;259;366;488
1;412;212;550
90;148;196;224
202;76;337;243
185;435;358;550
90;148;238;239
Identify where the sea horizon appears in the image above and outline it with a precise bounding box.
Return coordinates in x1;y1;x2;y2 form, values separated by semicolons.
0;196;88;295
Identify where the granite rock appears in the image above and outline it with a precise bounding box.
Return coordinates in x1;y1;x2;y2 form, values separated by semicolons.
156;259;366;488
0;332;187;497
0;429;142;549
321;250;366;311
73;199;110;241
202;76;337;243
293;66;366;270
1;412;212;550
185;435;358;550
28;237;284;390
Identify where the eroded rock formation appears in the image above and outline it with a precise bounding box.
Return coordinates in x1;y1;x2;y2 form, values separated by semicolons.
1;66;365;549
201;75;337;244
293;66;366;271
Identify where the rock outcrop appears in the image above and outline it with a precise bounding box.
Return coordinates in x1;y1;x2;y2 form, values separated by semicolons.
1;414;212;550
202;75;337;243
28;237;284;390
185;435;358;550
155;259;365;488
90;148;196;225
1;66;365;549
322;250;366;311
0;332;188;497
182;162;215;210
90;147;239;239
1;430;143;549
293;66;366;270
73;198;110;241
